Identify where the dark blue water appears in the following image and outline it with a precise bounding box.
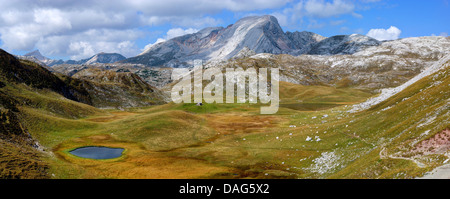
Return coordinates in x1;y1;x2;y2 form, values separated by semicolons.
69;146;124;159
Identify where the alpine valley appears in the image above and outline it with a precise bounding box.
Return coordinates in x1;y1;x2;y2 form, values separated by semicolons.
1;15;449;179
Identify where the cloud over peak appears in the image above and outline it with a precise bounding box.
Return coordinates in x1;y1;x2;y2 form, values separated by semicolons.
367;26;402;41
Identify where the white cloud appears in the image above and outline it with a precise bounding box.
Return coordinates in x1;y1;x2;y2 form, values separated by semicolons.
166;28;199;40
141;28;199;53
269;0;362;29
141;38;167;53
0;0;289;59
127;0;290;15
35;29;143;60
304;0;355;18
367;26;401;41
271;12;289;27
68;41;95;60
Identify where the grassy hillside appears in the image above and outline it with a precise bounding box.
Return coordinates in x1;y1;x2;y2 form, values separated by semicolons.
0;49;166;178
330;60;450;178
43;59;449;179
1;47;448;179
0;49;103;178
32;81;377;179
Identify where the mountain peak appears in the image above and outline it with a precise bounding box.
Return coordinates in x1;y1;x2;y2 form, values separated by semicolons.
84;52;126;65
121;15;382;67
308;34;381;55
24;49;47;61
237;15;278;23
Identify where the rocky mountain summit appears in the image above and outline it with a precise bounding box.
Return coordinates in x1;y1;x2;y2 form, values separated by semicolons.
17;50;64;67
308;34;381;55
24;50;49;61
120;15;329;67
71;68;168;108
83;52;126;65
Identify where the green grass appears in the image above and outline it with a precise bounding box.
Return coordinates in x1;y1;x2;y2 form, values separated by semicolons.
3;61;448;179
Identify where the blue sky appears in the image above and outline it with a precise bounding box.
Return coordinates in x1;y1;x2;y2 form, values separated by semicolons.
0;0;448;60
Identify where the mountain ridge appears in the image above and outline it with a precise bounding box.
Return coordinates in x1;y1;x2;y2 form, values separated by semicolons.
18;51;127;67
120;15;336;67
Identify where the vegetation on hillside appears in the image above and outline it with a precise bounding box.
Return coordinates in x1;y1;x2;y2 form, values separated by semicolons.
0;47;448;179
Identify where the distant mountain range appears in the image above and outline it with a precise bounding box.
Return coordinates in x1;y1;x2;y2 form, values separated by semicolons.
18;50;126;67
18;15;386;68
119;15;380;67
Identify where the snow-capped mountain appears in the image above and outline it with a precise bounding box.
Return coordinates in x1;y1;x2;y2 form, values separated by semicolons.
120;15;329;67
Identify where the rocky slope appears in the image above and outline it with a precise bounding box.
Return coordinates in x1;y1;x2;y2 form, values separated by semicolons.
0;49;94;178
71;68;168;108
1;49;92;105
286;31;327;54
83;52;126;65
20;50;64;67
52;63;173;89
308;34;381;55
51;35;449;98
0;48;169;178
200;36;449;93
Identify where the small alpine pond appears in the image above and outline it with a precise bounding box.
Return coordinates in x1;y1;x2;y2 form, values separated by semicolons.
69;146;124;159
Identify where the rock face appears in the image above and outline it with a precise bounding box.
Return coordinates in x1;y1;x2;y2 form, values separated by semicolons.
71;68;168;108
232;47;256;60
1;49;91;104
202;36;450;92
121;15;329;67
19;50;64;67
308;34;381;55
285;31;327;54
84;52;126;65
24;50;48;61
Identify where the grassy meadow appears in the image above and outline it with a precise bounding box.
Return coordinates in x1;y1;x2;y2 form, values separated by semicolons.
12;62;450;179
